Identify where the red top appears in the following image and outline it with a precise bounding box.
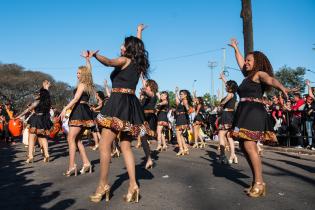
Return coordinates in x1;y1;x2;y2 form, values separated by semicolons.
291;99;305;117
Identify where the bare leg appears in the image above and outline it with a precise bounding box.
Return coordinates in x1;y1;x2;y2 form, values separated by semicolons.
27;133;37;158
227;132;236;161
218;130;227;156
141;135;153;168
156;126;163;150
38;137;49;157
76;133;91;165
97;128;116;190
92;132;99;146
67;126;83;170
193;125;199;148
243;140;263;184
176;130;184;153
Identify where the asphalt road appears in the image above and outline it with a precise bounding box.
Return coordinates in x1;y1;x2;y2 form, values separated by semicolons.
0;139;314;210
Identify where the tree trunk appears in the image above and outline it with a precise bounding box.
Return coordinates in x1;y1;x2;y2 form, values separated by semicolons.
241;0;253;56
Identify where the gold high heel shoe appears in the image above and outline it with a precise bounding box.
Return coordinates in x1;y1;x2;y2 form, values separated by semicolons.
248;182;266;198
63;165;77;177
80;163;92;174
162;145;168;151
176;150;185;156
90;185;111;202
199;142;206;148
155;145;162;152
184;148;189;155
228;155;238;164
43;156;50;163
25;156;34;164
92;144;99;151
192;143;199;148
123;187;140;203
111;148;120;158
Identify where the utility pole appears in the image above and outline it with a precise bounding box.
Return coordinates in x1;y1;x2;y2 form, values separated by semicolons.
221;48;226;99
241;0;253;56
208;61;217;97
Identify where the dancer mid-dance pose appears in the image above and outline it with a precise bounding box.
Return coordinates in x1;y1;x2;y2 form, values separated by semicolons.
60;53;95;176
218;72;238;164
156;91;169;151
229;38;290;197
91;90;106;150
175;88;192;156
192;96;206;149
17;80;52;163
89;24;149;203
140;77;158;169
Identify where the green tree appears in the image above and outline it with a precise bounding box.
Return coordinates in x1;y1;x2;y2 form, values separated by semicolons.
274;66;306;94
168;91;176;107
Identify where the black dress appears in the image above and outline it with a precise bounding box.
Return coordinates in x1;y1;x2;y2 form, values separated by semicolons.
68;89;95;128
142;95;158;137
218;95;236;130
96;62;148;138
28;89;53;136
232;78;277;143
193;105;205;126
175;102;190;131
157;103;169;127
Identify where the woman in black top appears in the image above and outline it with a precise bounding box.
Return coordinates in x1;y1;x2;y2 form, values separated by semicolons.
17;80;53;163
192;96;206;149
89;24;149;203
60;55;95;177
156;91;169;151
218;72;238;164
229;38;290;198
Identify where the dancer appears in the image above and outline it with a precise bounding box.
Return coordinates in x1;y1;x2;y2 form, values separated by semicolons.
229;38;290;197
156;91;170;151
192;95;206;149
90;90;106;150
175;87;192;156
218;72;238;164
60;53;95;176
16;80;52;163
89;24;149;203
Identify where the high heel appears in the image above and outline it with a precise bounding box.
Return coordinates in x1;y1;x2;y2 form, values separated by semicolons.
176;150;185;156
90;185;111;202
43;156;50;163
63;164;77;177
111;148;120;158
123;187;140;203
199;142;206;148
80;163;92;174
25;156;34;164
145;161;155;170
162;145;168;151
192;143;199;148
248;182;266;198
228;155;238;164
184;148;189;155
92;144;99;151
155;145;162;152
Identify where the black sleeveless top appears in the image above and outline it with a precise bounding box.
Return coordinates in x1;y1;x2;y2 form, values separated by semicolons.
237;78;265;98
157;103;169;112
35;88;51;114
176;103;187;113
223;95;237;109
142;96;158;110
110;62;140;90
73;88;90;103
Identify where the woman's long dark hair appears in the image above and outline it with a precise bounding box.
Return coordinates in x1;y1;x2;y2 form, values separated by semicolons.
38;88;51;113
123;36;150;78
242;51;274;91
160;91;169;103
180;89;193;107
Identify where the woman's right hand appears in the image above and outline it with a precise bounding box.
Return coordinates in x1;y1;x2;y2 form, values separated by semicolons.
59;110;66;120
228;38;238;49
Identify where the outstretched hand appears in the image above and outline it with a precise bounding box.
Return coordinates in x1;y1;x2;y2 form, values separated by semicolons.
81;50;99;58
219;71;225;80
228;38;238;49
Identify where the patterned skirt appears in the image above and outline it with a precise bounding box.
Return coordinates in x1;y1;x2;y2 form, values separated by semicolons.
69;103;95;128
218;111;234;130
96;92;149;138
27;113;53;136
231;101;277;143
157;111;169;127
175;113;190;131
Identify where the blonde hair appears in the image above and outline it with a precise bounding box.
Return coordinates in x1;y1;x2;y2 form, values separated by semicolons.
77;66;95;96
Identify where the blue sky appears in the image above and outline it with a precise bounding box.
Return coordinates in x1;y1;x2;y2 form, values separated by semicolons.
1;0;314;96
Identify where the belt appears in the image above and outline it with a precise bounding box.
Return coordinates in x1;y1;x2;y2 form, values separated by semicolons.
240;97;264;103
79;101;89;104
223;108;234;112
112;88;135;95
35;112;44;115
144;110;155;114
176;112;186;115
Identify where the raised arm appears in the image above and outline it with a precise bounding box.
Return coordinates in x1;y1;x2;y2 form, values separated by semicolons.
306;79;314;99
219;71;227;84
228;38;245;70
175;87;180;105
60;83;85;119
137;24;148;40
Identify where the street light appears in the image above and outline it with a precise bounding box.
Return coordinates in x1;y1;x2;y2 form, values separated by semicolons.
208;61;217;97
192;80;197;94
